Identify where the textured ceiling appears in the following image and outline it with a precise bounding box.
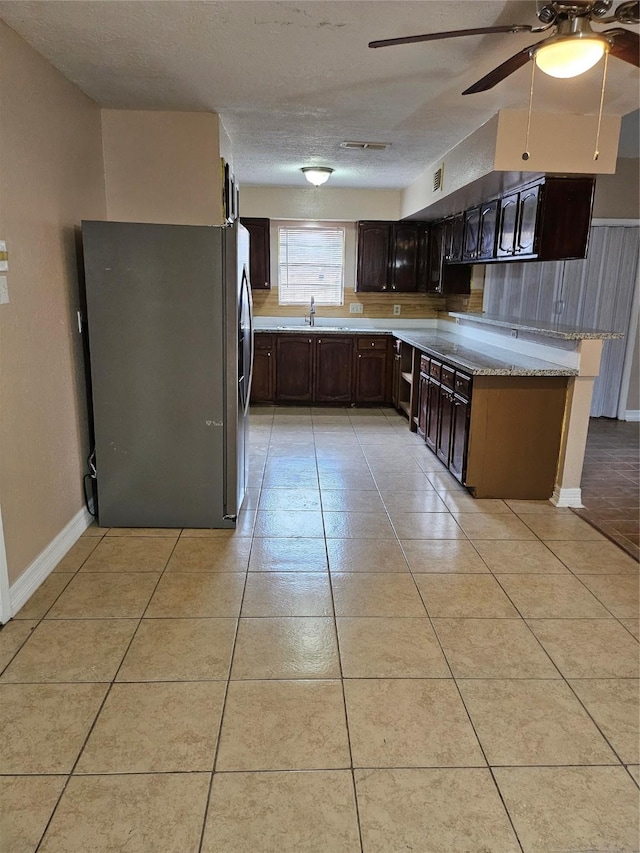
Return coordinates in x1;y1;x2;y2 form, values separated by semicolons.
0;0;637;189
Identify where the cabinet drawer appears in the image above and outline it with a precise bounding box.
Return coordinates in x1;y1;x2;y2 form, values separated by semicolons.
441;365;455;390
429;359;441;380
357;336;388;351
454;372;471;400
420;354;430;373
254;334;273;350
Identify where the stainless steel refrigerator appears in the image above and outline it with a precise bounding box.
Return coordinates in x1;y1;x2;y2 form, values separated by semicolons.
81;220;253;528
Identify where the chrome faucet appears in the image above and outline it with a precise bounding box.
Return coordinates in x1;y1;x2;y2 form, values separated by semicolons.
306;295;316;327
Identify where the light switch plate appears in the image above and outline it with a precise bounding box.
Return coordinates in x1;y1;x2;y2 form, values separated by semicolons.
0;276;9;304
0;241;7;272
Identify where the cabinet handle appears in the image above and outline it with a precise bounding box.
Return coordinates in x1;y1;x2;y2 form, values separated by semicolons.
264;282;268;288
358;354;362;359
267;352;271;357
371;342;375;347
309;339;312;343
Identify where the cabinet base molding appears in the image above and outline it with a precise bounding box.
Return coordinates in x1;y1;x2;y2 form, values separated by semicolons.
550;486;584;508
624;410;640;422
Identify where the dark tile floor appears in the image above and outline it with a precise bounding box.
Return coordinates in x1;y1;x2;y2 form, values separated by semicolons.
576;418;640;561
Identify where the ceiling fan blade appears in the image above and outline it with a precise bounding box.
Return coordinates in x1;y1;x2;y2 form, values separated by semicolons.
462;39;545;95
604;28;640;66
368;25;534;49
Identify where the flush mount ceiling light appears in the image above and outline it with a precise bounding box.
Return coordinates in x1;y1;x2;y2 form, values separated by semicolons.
301;167;333;186
534;31;609;77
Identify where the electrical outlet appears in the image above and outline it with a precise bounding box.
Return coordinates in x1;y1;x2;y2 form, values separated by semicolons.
0;241;7;272
0;276;8;304
349;302;363;314
393;304;401;316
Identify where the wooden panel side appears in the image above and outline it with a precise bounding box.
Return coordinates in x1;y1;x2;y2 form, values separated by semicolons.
466;376;569;499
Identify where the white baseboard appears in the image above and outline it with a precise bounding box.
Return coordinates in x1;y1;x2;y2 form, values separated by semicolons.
624;410;640;422
550;486;584;508
9;507;92;619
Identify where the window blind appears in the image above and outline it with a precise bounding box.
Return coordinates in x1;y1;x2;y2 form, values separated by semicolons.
278;226;345;306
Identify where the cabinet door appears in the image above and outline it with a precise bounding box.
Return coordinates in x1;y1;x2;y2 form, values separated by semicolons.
314;337;353;402
416;223;431;293
425;378;440;452
389;223;420;292
355;350;388;404
436;386;453;465
251;348;274;403
477;200;499;260
391;352;402;409
356;222;390;292
240;218;271;289
428;223;444;294
450;213;465;262
417;372;429;439
515;184;539;256
497;193;519;257
449;395;470;483
463;207;480;262
275;336;314;402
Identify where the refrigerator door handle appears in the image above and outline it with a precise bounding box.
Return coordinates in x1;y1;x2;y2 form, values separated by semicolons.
240;266;254;415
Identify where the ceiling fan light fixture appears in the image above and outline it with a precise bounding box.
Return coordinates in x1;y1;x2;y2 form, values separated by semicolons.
534;34;609;78
301;167;333;186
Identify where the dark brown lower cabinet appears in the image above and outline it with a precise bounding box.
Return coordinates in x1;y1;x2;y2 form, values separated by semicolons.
314;336;353;403
417;371;428;439
436;385;454;466
355;337;389;404
275;336;314;402
391;349;401;409
251;333;390;405
251;335;274;403
449;394;470;482
425;377;439;453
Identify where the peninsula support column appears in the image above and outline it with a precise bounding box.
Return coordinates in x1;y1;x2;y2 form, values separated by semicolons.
551;340;603;507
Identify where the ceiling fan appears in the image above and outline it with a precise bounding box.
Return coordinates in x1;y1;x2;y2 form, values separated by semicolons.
369;1;640;94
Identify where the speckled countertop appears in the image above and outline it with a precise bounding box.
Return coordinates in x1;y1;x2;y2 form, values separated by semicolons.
393;331;578;377
449;312;623;340
255;325;577;376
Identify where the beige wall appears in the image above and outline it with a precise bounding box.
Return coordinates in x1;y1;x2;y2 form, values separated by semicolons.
0;21;106;584
241;186;401;221
102;110;223;225
593;158;640;219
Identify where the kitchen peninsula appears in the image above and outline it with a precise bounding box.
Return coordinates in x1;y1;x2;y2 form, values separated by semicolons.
253;313;620;507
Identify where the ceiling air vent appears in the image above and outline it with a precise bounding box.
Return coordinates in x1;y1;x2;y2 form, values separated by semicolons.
433;163;444;193
340;141;391;151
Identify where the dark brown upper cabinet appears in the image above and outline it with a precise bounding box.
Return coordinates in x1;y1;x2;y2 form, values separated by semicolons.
356;221;430;293
477;200;499;261
356;221;391;292
494;176;594;262
427;220;472;296
240;217;271;289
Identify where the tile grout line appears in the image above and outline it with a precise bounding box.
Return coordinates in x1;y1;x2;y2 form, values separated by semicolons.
33;533;184;853
314;411;366;853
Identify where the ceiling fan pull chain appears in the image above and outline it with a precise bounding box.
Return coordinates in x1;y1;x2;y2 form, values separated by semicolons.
522;59;537;161
593;50;610;161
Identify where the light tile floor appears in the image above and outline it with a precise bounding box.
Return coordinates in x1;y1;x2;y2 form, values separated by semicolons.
1;405;639;853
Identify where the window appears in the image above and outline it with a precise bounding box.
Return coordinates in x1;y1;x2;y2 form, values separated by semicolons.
278;225;345;306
